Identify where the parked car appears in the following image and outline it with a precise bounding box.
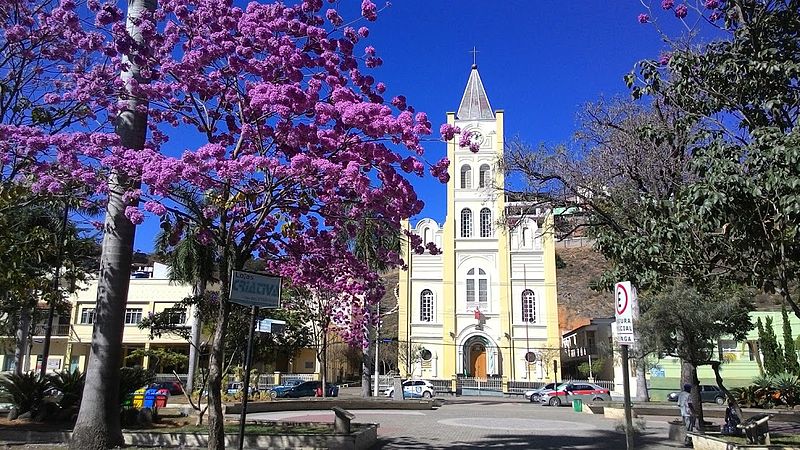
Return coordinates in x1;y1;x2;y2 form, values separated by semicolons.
281;380;338;398
667;385;725;405
269;379;305;399
156;381;184;396
524;382;561;403
225;382;258;396
540;382;611;406
385;379;436;399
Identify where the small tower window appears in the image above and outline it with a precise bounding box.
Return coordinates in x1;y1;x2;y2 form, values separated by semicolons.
460;165;472;189
479;164;491;188
460;208;473;238
467;268;489;309
480;208;492;237
422;227;430;247
420;289;434;322
521;227;529;247
522;289;536;323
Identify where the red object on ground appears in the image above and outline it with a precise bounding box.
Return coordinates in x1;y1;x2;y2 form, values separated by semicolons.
315;387;323;397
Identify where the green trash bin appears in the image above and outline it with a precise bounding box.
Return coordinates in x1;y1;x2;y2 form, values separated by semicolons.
572;399;583;412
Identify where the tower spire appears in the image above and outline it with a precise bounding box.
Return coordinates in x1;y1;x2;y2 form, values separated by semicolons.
456;64;493;120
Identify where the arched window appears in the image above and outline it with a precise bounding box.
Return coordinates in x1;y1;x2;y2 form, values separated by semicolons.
460;209;472;238
479;164;491;188
466;268;489;309
480;208;492;237
420;290;434;322
460;165;472;189
521;227;529;247
422;227;430;247
522;289;536;323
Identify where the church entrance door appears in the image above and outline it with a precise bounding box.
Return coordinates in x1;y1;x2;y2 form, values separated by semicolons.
469;343;487;378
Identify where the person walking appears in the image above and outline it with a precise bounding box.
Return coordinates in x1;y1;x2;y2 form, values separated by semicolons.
677;384;696;446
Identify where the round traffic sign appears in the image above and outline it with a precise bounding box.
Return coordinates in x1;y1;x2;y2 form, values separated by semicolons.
615;283;629;316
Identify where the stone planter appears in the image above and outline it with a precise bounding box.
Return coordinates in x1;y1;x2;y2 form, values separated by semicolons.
0;423;379;450
688;432;800;450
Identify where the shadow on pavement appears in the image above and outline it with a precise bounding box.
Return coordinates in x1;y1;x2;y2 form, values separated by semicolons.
371;429;687;449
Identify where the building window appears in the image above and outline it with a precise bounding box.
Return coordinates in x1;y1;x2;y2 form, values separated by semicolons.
460;165;472;189
521;227;529;247
420;290;434;322
480;208;492;237
460;208;473;238
422;227;430;247
467;268;488;309
80;308;95;324
125;308;143;325
522;289;536;323
479;164;491;188
165;308;187;325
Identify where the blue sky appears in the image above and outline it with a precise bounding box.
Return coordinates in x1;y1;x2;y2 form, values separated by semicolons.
133;1;679;252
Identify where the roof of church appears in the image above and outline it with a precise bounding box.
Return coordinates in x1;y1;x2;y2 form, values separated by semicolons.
456;64;494;120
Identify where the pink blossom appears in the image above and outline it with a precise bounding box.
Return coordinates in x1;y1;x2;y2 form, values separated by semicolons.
661;0;674;9
658;52;672;66
439;124;460;141
675;4;688;18
358;26;369;37
124;206;145;225
637;13;650;23
704;0;719;8
361;0;378;21
143;200;167;216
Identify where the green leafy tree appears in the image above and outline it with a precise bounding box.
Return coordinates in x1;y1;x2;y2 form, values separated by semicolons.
638;283;753;425
782;305;800;375
759;317;784;377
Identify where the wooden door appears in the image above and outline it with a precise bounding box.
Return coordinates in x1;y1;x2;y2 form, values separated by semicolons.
470;344;487;378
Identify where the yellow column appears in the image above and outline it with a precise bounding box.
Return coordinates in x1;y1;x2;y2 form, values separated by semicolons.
441;112;457;377
543;214;561;380
398;219;410;376
273;371;281;385
494;110;513;378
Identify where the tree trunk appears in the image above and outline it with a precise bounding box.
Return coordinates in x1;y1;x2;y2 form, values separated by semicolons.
70;1;154;448
711;361;741;418
206;270;231;450
631;286;649;401
690;364;704;429
361;340;372;397
186;281;204;393
14;308;31;375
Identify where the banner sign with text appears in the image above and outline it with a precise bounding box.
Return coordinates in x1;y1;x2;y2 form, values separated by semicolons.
229;270;282;309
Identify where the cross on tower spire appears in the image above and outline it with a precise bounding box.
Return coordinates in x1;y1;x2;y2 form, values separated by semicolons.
469;46;479;68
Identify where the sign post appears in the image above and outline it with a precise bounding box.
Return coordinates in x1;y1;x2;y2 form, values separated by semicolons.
615;281;637;450
229;270;281;450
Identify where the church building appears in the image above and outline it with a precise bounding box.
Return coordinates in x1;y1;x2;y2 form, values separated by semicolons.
397;64;561;381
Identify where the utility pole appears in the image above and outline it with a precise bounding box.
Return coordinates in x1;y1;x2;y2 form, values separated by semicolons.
373;302;380;397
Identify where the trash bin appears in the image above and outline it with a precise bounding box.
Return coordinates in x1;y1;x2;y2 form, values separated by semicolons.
122;394;133;407
132;388;146;408
143;388;158;409
155;389;169;408
572;399;583;412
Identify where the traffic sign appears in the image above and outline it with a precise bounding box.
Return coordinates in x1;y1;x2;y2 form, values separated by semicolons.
255;318;286;334
614;281;636;345
229;270;282;308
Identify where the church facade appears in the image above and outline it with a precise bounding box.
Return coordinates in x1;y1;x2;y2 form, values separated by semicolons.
397;65;561;381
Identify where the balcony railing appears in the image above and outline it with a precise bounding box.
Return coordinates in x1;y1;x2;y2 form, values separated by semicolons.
33;324;70;336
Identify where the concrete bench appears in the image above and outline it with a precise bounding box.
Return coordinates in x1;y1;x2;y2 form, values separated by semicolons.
737;413;772;444
332;406;355;434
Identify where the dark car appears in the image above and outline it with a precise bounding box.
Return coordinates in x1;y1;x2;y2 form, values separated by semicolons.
283;380;338;398
667;385;725;405
268;379;305;399
156;381;184;396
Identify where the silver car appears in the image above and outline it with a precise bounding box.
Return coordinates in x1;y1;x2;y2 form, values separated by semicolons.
523;382;561;403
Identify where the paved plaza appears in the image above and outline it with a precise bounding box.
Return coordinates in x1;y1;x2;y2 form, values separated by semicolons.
248;398;688;449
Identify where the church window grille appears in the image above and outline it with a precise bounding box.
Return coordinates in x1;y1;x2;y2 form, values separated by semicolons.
479;164;491;188
522;289;536;323
460;209;472;238
460;165;472;189
467;268;489;310
420;290;433;322
480;208;492;237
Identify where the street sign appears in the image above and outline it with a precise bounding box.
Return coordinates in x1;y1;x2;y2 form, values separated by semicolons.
614;281;636;345
255;318;286;334
229;270;282;308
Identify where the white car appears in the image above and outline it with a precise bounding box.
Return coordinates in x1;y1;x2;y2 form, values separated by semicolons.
385;379;436;399
523;382;561;403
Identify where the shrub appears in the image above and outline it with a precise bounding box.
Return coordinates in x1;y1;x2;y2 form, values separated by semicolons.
0;372;50;415
118;367;155;405
47;369;85;409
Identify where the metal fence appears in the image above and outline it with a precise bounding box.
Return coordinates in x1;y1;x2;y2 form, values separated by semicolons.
279;373;317;384
458;377;502;396
508;380;547;395
154;373;188;384
564;379;615;390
